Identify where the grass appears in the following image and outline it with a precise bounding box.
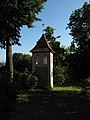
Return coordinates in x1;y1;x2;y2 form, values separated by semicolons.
1;87;90;120
17;93;30;102
16;87;81;102
16;86;81;103
53;86;81;92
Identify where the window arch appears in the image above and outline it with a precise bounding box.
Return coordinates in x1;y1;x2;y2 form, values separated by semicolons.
36;55;39;64
43;55;47;64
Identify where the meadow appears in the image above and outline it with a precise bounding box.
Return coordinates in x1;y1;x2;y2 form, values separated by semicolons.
1;87;90;120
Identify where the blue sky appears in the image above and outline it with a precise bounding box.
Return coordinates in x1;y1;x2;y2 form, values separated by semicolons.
0;0;89;62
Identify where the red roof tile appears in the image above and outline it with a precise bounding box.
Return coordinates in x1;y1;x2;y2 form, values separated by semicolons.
30;34;55;53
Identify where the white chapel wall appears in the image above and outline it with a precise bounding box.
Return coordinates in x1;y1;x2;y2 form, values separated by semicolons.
50;52;54;88
32;52;54;88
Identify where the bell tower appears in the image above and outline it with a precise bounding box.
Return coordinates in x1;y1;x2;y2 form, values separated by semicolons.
30;34;55;89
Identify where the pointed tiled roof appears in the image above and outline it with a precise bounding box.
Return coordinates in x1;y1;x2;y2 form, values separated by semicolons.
30;34;55;53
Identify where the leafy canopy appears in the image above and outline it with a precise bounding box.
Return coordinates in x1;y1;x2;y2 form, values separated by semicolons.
13;53;32;72
0;0;47;48
67;2;90;51
44;26;67;86
67;2;90;89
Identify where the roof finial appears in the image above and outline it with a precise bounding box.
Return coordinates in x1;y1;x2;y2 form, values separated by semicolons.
42;23;45;34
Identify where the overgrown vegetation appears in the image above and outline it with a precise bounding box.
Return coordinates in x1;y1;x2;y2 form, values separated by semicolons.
66;2;90;92
0;0;47;82
13;53;39;90
14;70;39;90
0;0;47;115
1;2;90;117
43;26;67;86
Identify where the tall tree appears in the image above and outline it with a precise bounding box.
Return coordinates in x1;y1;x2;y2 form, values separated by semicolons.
67;2;90;89
67;2;90;51
44;26;63;66
44;26;66;85
0;0;47;81
13;53;32;72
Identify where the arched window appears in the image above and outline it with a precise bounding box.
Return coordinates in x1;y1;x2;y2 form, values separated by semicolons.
43;55;47;64
36;55;39;64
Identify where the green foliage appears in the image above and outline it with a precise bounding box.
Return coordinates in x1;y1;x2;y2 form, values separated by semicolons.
67;2;90;90
54;66;66;86
13;53;32;72
14;70;39;90
44;26;56;42
67;2;90;51
0;0;47;48
13;53;39;90
44;26;65;66
0;0;47;83
44;26;67;86
44;26;61;55
66;51;90;88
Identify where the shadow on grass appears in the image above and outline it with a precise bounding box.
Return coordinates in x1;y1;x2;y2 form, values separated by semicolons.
1;90;90;120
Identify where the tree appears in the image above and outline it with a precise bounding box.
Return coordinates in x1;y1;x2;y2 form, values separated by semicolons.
67;2;90;51
13;53;32;72
66;52;89;87
67;2;90;90
44;26;66;86
13;53;39;90
0;0;47;81
44;26;64;65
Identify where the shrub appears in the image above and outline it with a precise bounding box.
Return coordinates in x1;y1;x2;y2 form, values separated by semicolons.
54;66;66;86
14;70;39;90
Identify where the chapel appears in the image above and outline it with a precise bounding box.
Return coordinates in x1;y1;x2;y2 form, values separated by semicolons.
30;34;55;88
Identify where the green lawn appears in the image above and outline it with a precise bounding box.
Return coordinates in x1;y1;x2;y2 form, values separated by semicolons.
2;88;90;120
53;86;81;92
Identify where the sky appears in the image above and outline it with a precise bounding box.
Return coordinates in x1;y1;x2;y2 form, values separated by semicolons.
0;0;89;62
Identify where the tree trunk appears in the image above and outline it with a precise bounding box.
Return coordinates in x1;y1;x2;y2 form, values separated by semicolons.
6;38;13;82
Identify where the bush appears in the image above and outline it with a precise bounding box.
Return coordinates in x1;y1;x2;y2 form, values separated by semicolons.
14;70;39;90
54;66;66;86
